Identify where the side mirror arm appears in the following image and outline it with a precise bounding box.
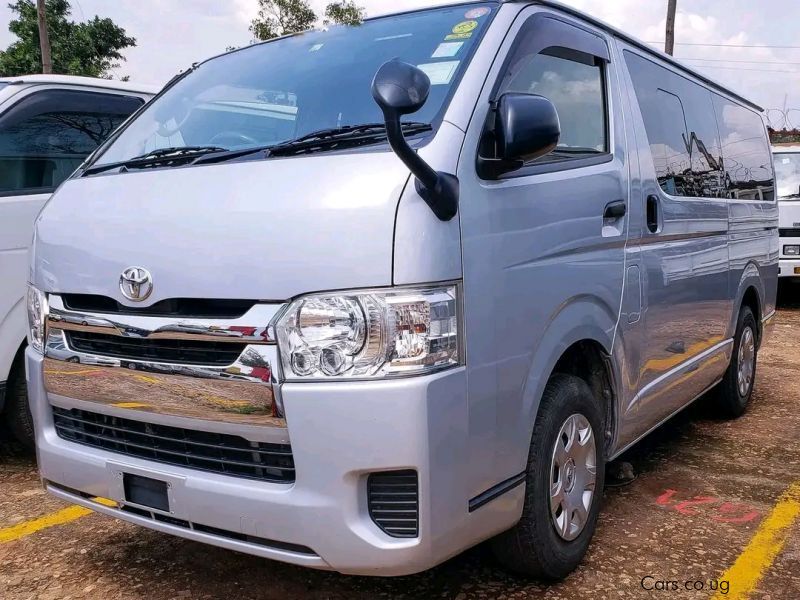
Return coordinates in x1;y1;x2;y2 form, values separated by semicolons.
381;110;459;221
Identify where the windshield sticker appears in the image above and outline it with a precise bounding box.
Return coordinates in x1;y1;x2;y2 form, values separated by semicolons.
431;42;464;59
445;32;473;41
418;61;460;85
783;158;792;164
465;7;491;19
452;20;479;35
309;43;324;52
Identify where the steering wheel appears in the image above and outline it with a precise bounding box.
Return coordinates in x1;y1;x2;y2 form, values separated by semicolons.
209;131;259;147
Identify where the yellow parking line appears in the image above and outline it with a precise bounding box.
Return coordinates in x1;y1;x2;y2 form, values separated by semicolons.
0;506;92;543
0;497;116;544
712;482;800;599
44;369;102;376
112;402;152;409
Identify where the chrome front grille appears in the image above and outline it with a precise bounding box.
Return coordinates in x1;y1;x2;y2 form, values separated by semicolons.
43;294;287;429
66;330;246;366
53;407;295;483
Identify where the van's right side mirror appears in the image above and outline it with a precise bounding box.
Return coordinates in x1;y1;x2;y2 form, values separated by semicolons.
478;93;561;179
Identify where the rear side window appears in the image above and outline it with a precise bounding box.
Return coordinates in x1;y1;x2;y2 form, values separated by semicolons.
0;89;143;195
625;51;727;198
504;49;607;156
713;96;775;200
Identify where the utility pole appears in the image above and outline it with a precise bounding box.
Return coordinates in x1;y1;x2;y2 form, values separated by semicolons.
37;0;53;74
665;0;678;56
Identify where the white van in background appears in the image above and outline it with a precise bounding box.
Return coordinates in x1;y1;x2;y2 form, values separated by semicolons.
774;146;800;278
0;75;156;447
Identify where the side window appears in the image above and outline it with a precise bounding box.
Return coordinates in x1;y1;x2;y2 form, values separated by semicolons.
652;90;690;196
0;89;143;194
625;50;725;198
713;96;775;201
503;49;607;157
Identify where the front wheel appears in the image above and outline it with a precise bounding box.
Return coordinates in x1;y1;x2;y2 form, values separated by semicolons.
4;356;35;450
491;374;605;580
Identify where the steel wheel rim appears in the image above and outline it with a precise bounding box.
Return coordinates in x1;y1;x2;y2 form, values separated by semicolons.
737;326;756;397
550;413;597;541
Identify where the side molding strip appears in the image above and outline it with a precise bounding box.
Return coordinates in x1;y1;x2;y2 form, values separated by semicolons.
468;472;527;513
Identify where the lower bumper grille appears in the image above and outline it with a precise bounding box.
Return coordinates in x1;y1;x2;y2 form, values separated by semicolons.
53;407;295;483
367;470;419;538
66;331;245;366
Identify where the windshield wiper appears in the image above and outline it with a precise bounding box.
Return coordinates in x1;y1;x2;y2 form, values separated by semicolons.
192;122;433;166
82;146;229;176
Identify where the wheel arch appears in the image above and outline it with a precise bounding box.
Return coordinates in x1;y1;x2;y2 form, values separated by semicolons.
0;296;27;383
520;296;621;463
732;261;765;346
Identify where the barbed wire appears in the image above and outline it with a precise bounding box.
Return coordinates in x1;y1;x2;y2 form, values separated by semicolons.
765;108;800;131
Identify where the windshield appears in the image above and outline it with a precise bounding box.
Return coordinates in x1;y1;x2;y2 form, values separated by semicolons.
91;3;495;167
775;153;800;199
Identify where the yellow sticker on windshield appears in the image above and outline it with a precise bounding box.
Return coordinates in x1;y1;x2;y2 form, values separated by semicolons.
445;32;473;41
452;20;479;35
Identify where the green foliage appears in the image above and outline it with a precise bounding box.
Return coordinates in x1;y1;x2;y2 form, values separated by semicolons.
250;0;365;41
0;0;135;78
324;1;365;26
250;0;317;41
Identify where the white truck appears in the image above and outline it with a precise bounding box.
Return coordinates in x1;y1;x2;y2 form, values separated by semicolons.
774;146;800;278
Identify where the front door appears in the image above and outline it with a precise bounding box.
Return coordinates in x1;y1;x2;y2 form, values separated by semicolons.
456;8;630;497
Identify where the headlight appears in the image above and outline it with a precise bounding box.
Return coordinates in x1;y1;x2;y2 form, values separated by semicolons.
27;285;48;354
784;245;800;256
275;284;461;380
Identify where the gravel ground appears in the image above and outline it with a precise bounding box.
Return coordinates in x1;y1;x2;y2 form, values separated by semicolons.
1;284;799;599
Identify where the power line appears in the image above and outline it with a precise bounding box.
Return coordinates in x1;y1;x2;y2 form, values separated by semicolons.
647;41;800;49
685;64;800;74
678;57;800;66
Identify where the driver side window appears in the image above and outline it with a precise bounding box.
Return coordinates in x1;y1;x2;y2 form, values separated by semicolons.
502;48;608;161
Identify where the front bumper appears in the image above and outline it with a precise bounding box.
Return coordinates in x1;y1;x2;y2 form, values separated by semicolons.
28;348;522;575
779;258;800;277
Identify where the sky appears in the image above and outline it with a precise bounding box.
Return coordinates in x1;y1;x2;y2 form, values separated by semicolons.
1;0;798;126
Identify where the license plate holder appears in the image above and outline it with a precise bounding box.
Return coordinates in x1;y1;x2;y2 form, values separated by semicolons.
123;473;170;512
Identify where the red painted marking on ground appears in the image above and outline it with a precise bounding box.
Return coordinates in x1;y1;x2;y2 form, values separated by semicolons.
654;489;762;525
673;496;718;515
712;502;761;524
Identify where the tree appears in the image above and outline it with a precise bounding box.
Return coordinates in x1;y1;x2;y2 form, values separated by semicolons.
250;0;365;41
250;0;317;41
324;1;365;26
0;0;136;78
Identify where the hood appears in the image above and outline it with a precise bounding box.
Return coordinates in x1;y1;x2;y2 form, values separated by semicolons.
32;152;411;303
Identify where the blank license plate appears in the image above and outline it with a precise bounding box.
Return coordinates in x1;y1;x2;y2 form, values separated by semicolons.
123;473;170;512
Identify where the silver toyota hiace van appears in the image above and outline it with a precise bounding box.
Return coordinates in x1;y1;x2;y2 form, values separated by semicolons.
26;1;777;579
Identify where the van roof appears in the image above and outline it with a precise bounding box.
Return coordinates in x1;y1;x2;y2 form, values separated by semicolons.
497;0;763;112
0;74;159;95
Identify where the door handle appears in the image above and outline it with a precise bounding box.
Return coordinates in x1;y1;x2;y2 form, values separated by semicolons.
603;200;627;219
646;194;660;233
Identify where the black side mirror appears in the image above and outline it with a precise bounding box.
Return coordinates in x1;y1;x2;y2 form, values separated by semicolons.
372;60;459;221
478;93;561;179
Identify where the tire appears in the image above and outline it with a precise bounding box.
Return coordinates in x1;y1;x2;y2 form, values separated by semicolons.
491;374;606;580
713;306;758;419
4;355;35;450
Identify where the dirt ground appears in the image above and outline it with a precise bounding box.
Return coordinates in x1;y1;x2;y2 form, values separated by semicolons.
1;284;799;599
